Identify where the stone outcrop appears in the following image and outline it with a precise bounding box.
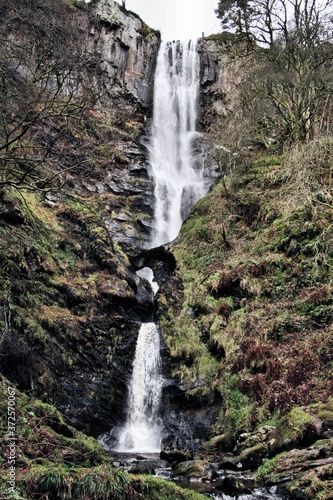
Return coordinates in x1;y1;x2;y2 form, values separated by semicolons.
87;0;160;109
92;141;156;249
81;0;161;248
198;34;246;129
257;438;333;498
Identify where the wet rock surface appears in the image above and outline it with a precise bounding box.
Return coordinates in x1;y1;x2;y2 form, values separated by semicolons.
89;0;160;108
198;36;243;129
152;403;333;498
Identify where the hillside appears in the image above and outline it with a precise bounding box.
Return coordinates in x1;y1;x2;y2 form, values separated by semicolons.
158;138;333;497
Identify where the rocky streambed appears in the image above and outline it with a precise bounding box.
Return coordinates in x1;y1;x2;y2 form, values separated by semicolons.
110;452;285;499
107;403;333;500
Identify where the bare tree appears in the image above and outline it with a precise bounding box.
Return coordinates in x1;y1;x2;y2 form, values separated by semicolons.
216;0;333;142
0;0;96;194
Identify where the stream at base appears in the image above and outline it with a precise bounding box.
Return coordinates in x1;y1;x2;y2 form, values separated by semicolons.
111;453;287;500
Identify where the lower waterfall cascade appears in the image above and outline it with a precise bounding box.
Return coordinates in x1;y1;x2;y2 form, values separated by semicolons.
116;321;163;453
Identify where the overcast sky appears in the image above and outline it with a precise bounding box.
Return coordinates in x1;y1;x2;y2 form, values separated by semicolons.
114;0;221;41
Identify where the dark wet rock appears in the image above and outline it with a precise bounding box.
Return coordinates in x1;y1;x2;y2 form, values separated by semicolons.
0;197;26;225
131;246;177;285
217;475;255;495
218;443;268;472
129;462;156;474
134;272;154;320
160;449;193;466
238;443;269;470
202;433;236;453
111;456;170;476
271;408;324;451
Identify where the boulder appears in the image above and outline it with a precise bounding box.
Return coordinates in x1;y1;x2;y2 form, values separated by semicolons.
172;459;211;480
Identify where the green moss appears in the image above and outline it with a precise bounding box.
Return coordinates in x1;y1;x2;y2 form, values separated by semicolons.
1;377;206;499
203;31;249;47
8;464;207;500
133;475;206;499
159;140;333;443
288;466;333;500
137;22;159;41
255;455;280;481
254;155;282;167
217;373;254;433
275;407;315;445
260;411;280;428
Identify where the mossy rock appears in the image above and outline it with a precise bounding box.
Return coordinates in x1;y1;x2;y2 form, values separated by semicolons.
274;408;323;449
173;460;209;479
202;433;233;451
255;439;333;499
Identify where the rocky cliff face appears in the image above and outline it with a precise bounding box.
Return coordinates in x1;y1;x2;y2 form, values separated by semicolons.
198;34;249;131
0;0;162;436
82;0;161;248
88;0;159;108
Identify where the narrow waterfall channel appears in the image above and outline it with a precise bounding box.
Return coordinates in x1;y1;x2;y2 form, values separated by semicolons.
115;268;162;453
148;39;207;248
116;322;162;453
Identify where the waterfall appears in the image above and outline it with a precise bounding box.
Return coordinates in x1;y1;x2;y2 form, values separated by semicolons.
148;40;206;248
103;41;208;455
116;270;161;452
117;322;163;452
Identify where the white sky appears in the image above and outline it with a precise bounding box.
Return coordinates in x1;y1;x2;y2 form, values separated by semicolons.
114;0;221;41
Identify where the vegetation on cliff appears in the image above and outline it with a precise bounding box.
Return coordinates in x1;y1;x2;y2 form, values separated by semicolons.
157;134;333;497
156;7;333;494
161;137;332;408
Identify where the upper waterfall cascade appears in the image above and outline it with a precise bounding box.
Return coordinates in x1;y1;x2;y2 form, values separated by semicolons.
148;40;207;248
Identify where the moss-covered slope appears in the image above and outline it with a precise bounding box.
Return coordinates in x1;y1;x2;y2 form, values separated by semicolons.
0;181;151;436
157;137;333;493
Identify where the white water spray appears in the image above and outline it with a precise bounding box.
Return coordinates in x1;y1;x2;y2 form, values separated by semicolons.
148;40;206;247
116;322;163;452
